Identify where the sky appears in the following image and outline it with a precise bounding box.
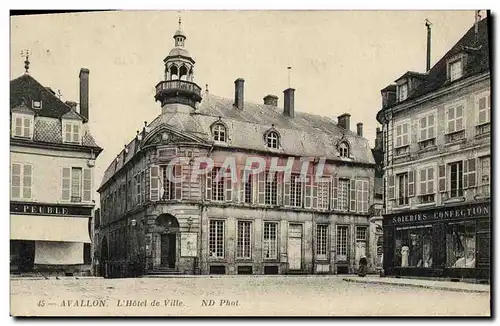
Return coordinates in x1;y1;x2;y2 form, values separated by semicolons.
10;10;480;203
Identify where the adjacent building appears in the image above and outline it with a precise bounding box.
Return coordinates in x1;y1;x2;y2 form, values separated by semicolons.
10;65;103;276
96;23;377;277
376;16;490;280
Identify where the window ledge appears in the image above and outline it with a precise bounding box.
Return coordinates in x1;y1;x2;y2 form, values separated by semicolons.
443;196;466;205
393;152;410;159
392;205;410;211
416;202;436;208
417;145;438;155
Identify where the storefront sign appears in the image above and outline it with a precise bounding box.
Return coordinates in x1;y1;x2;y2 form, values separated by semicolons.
180;233;197;257
391;202;490;225
10;202;92;217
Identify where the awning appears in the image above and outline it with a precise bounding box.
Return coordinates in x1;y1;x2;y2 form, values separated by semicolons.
10;214;91;243
34;241;84;265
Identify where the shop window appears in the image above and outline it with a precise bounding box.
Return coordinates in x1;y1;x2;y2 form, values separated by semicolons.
446;222;476;268
316;225;328;260
449;161;463;198
394;227;432;268
236;221;252;259
263;222;278;259
209;220;225;259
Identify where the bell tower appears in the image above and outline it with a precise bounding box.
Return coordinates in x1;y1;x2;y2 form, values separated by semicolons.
155;17;202;109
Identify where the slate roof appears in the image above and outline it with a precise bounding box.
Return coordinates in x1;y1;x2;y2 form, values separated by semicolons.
377;16;490;120
100;92;375;189
10;74;102;152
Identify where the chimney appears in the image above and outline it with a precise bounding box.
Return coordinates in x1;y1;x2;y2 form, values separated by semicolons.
283;88;295;118
65;101;78;111
234;78;244;109
356;122;363;137
79;68;90;120
425;19;432;72
263;94;278;107
375;127;383;150
337;113;351;131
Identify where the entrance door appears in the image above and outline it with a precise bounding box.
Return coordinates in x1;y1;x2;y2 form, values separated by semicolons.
355;242;366;270
160;234;176;268
288;224;303;270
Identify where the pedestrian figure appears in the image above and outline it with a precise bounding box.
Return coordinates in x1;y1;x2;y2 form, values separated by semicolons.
358;256;367;277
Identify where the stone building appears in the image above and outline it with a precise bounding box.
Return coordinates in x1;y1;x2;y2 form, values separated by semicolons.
96;22;376;277
376;15;490;280
10;63;102;276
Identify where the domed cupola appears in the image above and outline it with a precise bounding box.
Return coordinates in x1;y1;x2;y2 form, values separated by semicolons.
155;17;202;109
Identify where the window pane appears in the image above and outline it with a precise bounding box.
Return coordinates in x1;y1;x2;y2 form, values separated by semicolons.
71;168;82;198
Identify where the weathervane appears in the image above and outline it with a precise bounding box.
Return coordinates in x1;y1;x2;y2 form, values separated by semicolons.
178;11;182;29
287;66;292;88
21;49;31;74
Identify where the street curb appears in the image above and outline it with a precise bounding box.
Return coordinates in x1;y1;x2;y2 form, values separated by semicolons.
342;278;490;294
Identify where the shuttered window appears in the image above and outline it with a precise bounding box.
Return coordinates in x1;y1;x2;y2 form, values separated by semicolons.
63;122;82;143
12;114;33;139
11;163;32;199
263;222;278;259
316;224;328;260
61;167;91;202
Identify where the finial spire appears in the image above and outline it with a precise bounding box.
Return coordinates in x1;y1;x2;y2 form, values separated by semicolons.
287;66;292;88
21;49;31;74
178;15;182;30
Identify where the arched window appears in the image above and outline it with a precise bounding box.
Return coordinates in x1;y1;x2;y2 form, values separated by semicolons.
266;131;279;149
179;65;188;81
170;66;178;80
339;142;349;158
212;123;227;142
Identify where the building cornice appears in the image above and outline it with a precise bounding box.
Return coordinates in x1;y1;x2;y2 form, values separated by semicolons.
10;138;103;156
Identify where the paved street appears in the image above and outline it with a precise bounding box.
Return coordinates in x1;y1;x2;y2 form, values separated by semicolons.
10;276;490;317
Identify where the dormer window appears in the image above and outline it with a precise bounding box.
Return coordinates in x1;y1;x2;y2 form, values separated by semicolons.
398;83;408;102
339;142;349;158
63;121;82;144
449;59;463;81
266;131;279;149
32;100;42;110
212;123;227;142
11;113;33;139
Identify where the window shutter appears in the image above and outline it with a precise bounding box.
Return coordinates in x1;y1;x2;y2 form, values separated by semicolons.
355;179;362;212
468;158;476;188
388;175;395;200
411;121;417;144
150;165;159;201
21;164;31;199
438;164;446;192
15;117;22;136
463;159;469;189
276;173;282;206
11;163;21;198
304;175;312;208
362;180;369;213
419;169;426;196
62;167;71;200
238;169;245;203
225;171;232;202
65;124;72;142
332;177;338;210
408;169;415;197
312;178;318;209
284;176;291;207
428;167;435;194
257;171;265;205
83;168;92;201
174;165;182;199
23;117;31;138
205;172;212;201
350;179;356;212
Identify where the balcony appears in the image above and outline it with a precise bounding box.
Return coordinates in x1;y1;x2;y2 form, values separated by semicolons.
155;80;202;108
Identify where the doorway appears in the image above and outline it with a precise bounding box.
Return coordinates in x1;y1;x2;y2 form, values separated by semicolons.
288;224;303;270
155;214;180;270
160;233;176;268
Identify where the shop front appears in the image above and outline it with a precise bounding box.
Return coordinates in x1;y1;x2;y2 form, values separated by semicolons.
383;201;490;280
10;202;92;275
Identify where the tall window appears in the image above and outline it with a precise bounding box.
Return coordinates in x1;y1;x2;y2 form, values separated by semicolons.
446;222;475;268
160;165;182;200
449;60;463;81
477;92;491;125
266;131;279;149
263;222;278;259
212;168;225;201
209;220;225;259
395;122;409;148
61;167;91;202
11;163;32;199
419;167;435;203
397;173;409;206
290;175;303;208
316;225;328;260
63;122;81;144
317;178;330;210
479;156;490;196
339;142;349;158
449;161;463;198
12;114;33;139
71;168;82;202
336;226;348;261
135;173;141;205
237;221;252;259
265;173;278;205
398;83;408;102
338;179;350;212
206;167;232;202
242;170;253;204
419;114;436;141
212;123;226;142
